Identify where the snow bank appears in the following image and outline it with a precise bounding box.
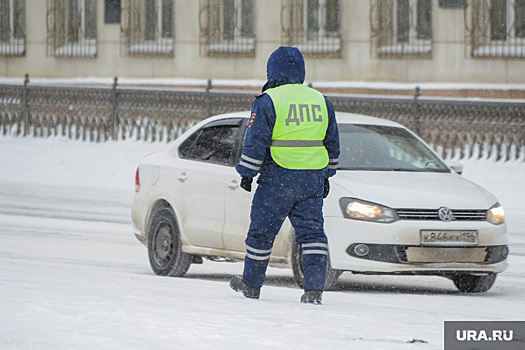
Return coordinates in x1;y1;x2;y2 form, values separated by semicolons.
0;135;167;190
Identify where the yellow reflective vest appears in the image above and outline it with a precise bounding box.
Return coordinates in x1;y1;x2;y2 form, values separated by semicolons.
265;84;329;169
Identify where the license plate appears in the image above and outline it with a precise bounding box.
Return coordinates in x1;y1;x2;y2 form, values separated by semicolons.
420;230;478;246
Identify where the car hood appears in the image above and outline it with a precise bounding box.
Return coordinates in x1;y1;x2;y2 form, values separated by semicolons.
332;171;497;209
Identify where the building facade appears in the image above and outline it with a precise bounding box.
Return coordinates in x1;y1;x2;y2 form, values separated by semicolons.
0;0;524;83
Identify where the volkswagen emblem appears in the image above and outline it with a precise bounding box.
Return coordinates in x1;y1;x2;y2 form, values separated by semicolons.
438;207;454;222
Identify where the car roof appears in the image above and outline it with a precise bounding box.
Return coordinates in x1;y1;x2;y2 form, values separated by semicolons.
210;111;406;129
335;112;404;128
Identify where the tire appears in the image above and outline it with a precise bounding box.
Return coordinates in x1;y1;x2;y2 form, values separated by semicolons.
451;273;497;293
291;240;342;291
147;208;191;277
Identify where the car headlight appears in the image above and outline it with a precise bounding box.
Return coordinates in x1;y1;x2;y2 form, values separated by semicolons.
339;198;398;223
487;203;505;225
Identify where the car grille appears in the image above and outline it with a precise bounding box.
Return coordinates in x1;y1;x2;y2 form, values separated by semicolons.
395;209;487;221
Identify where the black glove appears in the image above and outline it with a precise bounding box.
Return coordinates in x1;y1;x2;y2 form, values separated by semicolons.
323;178;330;198
240;177;253;192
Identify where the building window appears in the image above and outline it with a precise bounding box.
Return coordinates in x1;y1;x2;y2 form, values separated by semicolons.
439;0;466;8
370;0;433;58
105;0;120;23
120;0;174;57
0;0;25;56
281;0;341;57
199;0;255;57
466;0;525;58
46;0;97;58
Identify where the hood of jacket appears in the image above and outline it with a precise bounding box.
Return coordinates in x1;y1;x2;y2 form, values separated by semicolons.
262;46;305;92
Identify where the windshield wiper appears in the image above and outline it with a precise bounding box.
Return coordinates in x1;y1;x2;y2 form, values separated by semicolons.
389;168;419;172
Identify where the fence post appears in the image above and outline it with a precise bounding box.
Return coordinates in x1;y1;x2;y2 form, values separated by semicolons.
22;74;30;137
412;86;421;136
111;77;118;140
205;79;212;118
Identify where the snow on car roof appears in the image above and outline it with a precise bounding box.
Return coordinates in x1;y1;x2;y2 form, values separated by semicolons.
334;112;403;128
212;110;405;128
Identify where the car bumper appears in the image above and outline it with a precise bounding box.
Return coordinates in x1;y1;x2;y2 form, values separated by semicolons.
325;217;509;274
131;196;148;246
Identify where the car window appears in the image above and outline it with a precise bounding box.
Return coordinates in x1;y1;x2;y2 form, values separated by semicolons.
179;118;244;166
338;124;449;172
178;130;200;159
236;122;249;164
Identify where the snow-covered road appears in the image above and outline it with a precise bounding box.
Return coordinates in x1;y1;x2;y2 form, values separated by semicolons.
1;136;525;349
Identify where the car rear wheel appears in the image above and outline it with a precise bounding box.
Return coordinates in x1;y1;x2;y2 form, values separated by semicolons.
451;273;497;293
291;240;342;291
148;208;191;277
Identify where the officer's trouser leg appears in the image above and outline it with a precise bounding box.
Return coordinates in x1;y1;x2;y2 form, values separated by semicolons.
289;192;328;291
243;183;290;289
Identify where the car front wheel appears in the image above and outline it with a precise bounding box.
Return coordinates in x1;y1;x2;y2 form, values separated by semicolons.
451;273;497;293
291;240;342;291
148;208;191;277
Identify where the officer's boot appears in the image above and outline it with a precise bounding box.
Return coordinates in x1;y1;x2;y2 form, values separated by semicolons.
301;290;323;305
230;276;261;299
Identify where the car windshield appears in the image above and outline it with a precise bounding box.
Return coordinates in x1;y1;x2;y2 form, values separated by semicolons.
337;124;449;172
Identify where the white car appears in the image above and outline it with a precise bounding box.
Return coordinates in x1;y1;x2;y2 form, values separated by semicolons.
131;111;508;292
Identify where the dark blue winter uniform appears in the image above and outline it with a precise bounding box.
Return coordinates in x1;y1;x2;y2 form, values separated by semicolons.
236;47;340;292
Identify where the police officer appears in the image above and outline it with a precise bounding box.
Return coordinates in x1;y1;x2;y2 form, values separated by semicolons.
229;46;340;304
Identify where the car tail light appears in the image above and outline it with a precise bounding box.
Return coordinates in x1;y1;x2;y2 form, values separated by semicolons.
135;167;140;192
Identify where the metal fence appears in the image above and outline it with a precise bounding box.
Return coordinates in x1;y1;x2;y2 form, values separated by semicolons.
0;77;253;143
1;76;525;162
330;89;525;162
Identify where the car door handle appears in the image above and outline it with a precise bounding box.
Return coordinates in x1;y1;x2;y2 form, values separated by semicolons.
177;172;187;182
227;180;239;189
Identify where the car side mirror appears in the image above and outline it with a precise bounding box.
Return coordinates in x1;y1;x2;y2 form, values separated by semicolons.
446;161;463;175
